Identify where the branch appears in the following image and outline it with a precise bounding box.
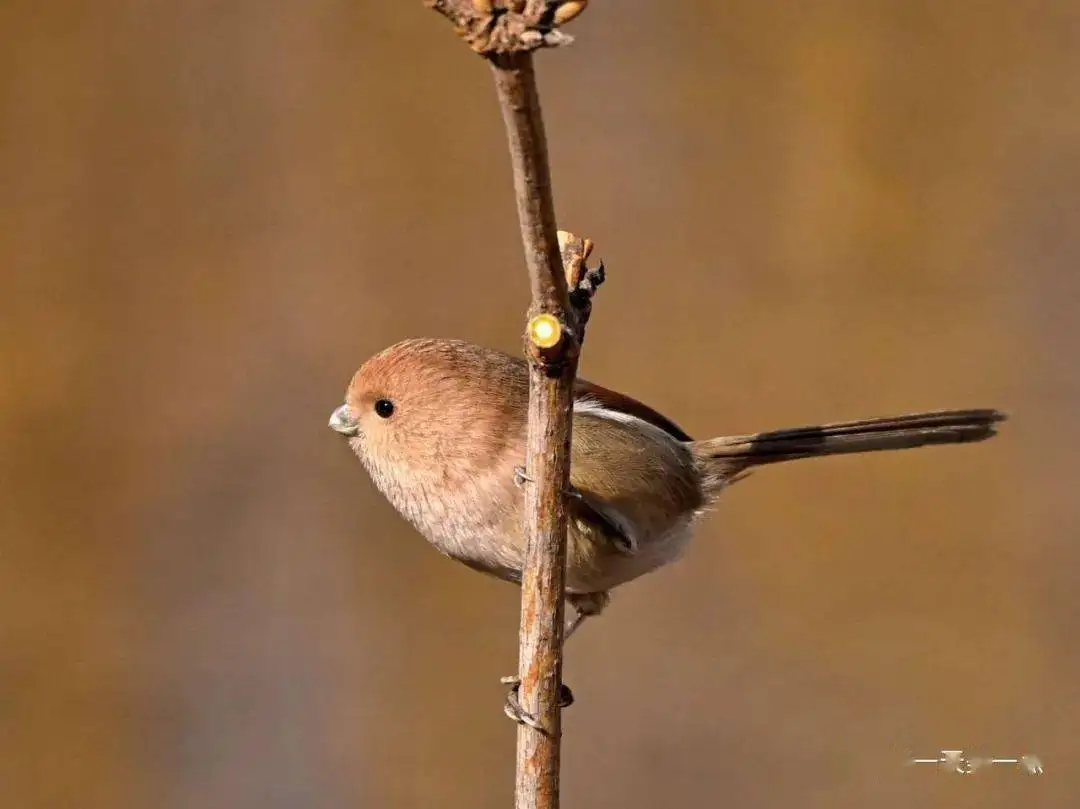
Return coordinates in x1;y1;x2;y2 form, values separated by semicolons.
426;3;595;809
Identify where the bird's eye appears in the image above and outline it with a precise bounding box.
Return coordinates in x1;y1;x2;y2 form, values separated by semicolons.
374;399;395;419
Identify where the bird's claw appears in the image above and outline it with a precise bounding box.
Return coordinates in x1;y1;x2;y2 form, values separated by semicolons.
501;675;574;728
518;468;585;505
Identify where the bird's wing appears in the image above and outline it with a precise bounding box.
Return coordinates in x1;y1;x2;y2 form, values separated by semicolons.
573;378;693;441
567;403;702;558
566;484;638;555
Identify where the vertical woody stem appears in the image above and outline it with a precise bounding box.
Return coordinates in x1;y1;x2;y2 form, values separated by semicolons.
424;4;593;807
491;52;578;809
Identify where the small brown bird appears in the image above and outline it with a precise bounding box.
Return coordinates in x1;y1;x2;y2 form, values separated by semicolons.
330;338;1006;648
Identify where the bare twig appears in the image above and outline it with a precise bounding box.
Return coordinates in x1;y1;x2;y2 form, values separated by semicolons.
425;3;593;809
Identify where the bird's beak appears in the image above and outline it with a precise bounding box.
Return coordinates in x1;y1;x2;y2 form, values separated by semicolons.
328;404;360;436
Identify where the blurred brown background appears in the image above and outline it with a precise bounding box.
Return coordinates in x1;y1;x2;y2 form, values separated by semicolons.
2;1;1077;807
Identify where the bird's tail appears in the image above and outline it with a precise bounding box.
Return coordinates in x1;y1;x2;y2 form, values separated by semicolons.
690;408;1007;493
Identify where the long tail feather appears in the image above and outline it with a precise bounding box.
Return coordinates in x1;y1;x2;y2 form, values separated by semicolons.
691;408;1007;491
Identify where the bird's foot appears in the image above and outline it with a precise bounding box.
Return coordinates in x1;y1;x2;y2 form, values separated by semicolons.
500;675;574;728
515;469;591;507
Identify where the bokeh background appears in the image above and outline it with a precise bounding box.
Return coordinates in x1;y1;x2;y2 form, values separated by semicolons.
3;2;1078;807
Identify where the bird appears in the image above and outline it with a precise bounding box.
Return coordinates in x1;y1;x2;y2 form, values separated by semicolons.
329;337;1006;720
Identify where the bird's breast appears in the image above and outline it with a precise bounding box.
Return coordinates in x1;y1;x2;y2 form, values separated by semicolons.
361;451;527;580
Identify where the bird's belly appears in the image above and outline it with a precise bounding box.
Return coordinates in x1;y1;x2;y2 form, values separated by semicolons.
395;477;697;595
416;514;527;583
565;519;695;594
